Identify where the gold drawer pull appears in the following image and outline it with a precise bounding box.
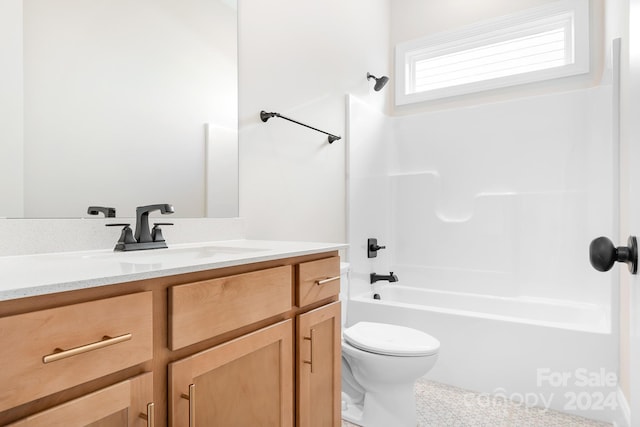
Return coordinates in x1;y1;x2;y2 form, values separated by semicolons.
139;402;155;427
303;329;314;373
316;276;339;286
42;333;132;364
181;384;196;427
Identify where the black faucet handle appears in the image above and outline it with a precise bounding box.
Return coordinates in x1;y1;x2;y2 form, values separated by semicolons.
105;223;136;245
152;222;174;243
105;223;130;228
367;238;387;258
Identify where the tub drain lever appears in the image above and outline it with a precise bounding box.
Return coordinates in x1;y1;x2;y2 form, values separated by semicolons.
589;235;638;274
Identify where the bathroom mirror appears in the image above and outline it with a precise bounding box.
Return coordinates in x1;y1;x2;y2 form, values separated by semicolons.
0;0;238;218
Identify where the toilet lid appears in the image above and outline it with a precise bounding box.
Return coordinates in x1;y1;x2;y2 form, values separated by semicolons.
343;322;440;357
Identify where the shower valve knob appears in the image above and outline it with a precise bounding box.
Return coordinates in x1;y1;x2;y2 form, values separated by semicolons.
368;238;386;258
589;236;638;274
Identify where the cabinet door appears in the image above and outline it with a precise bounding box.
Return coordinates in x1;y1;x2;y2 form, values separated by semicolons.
8;372;154;427
169;320;294;427
297;302;341;427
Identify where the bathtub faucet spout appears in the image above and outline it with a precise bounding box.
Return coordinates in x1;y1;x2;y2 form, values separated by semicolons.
370;272;398;284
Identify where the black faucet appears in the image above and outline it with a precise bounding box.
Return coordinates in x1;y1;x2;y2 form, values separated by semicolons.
135;204;174;243
87;206;116;218
370;272;398;284
106;204;174;251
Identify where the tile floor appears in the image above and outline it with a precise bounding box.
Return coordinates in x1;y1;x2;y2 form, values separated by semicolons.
341;379;612;427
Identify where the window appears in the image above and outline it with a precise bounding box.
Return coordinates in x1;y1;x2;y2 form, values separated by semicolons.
395;0;589;104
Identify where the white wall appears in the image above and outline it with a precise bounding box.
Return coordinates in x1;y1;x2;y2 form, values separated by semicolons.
391;0;565;43
238;0;389;243
0;0;24;218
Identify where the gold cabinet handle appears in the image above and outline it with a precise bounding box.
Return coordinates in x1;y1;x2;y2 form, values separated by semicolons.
139;402;155;427
303;329;314;373
316;276;339;286
42;333;132;364
181;384;195;427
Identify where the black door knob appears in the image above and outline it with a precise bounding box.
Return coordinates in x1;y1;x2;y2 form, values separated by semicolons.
589;236;638;274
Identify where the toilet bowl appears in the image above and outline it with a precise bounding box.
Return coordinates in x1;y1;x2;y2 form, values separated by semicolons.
341;322;439;427
339;264;440;427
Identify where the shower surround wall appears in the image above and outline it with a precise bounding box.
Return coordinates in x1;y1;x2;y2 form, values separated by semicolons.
395;86;613;305
348;86;615;308
347;85;617;420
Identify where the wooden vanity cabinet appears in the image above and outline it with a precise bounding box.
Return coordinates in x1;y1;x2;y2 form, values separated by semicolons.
0;250;341;427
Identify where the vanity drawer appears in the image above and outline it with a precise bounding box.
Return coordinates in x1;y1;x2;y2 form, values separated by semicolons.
0;291;153;412
296;256;340;307
169;265;293;350
7;372;153;427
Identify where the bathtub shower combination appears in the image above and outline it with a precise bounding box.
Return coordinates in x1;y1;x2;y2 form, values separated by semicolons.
346;78;620;424
348;285;615;417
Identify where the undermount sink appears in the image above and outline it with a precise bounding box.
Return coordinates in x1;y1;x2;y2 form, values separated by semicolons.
75;245;268;265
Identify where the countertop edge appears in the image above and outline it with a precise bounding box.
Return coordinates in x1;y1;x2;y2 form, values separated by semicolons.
0;240;348;301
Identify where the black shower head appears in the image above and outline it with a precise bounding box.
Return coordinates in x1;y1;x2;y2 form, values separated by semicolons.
367;72;389;91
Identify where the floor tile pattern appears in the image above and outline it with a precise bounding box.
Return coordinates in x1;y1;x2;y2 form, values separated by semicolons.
342;379;612;427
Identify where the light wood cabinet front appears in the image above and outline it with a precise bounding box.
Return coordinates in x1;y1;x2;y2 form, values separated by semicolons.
297;301;342;427
0;251;341;427
7;372;154;427
0;292;153;412
169;320;294;427
169;265;293;350
297;257;340;307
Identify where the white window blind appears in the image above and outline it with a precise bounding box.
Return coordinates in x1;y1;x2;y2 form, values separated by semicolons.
396;0;589;104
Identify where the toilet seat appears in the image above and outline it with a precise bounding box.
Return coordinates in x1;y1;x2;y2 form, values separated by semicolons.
343;322;440;357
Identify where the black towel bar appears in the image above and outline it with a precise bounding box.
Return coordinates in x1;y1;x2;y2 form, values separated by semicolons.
260;110;341;144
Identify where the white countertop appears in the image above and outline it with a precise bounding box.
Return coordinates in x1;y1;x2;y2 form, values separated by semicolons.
0;240;347;301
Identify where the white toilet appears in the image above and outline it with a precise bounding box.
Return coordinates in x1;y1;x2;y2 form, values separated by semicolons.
340;264;440;427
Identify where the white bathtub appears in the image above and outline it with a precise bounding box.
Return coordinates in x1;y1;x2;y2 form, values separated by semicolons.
358;286;609;333
347;285;618;423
